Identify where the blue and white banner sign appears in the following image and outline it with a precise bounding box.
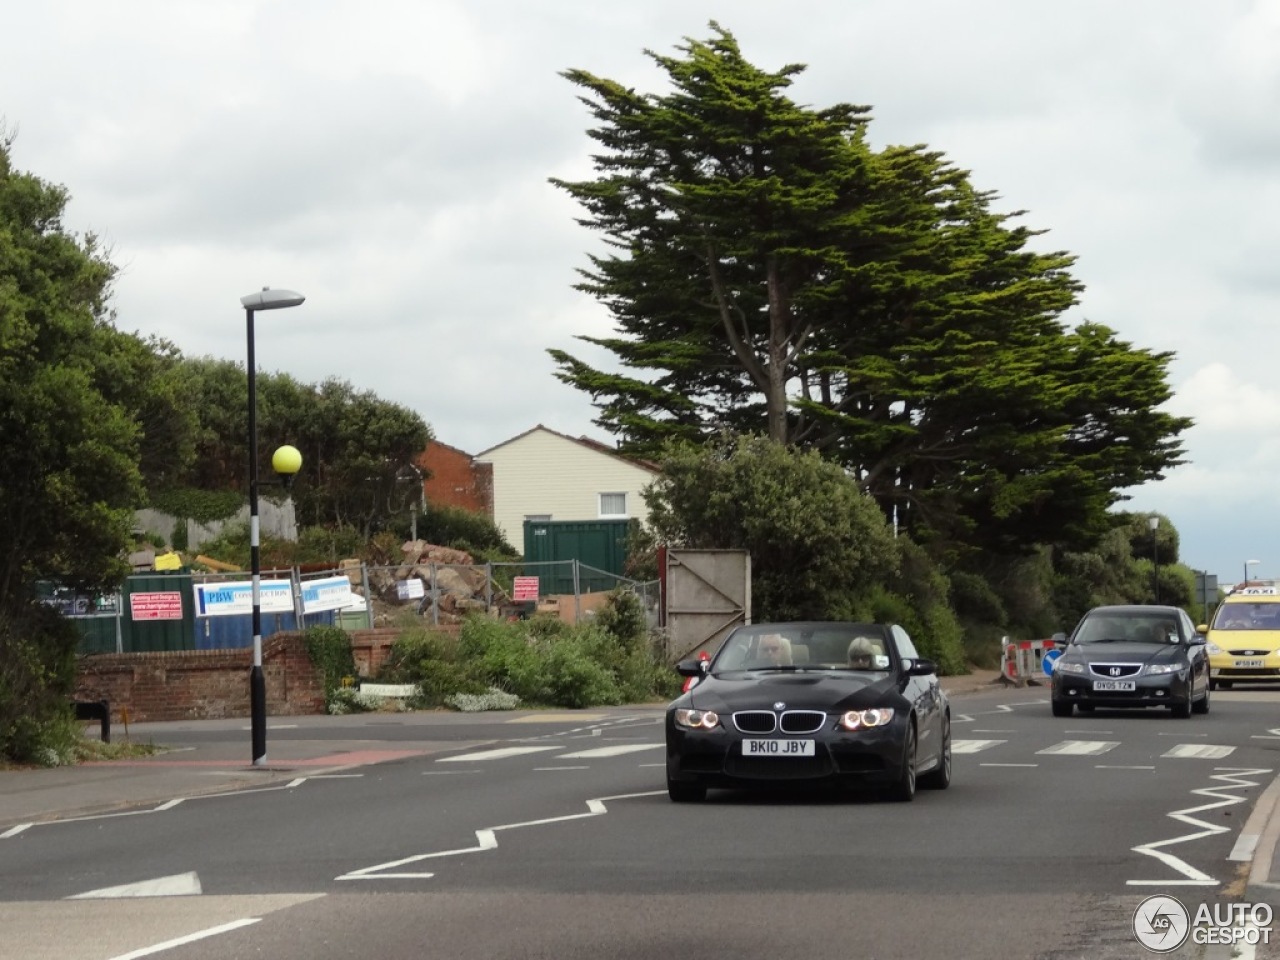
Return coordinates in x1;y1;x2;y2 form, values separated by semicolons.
194;580;294;617
300;575;356;614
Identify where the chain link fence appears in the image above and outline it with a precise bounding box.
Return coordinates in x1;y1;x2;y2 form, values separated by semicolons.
55;560;661;653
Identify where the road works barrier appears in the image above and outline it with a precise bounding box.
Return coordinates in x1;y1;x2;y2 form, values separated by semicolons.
1000;637;1060;686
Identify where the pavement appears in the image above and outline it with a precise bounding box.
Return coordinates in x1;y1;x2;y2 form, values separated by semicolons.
3;667;1277;915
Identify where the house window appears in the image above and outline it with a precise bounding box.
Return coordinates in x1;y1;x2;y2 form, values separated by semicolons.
599;493;627;518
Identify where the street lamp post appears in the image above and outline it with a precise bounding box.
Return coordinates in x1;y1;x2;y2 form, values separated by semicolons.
242;287;305;766
397;463;426;542
1148;516;1160;603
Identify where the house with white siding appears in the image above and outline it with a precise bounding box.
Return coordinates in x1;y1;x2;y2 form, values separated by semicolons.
473;425;661;552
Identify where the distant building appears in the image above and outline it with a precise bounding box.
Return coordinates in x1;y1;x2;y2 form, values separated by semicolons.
420;440;493;516
473;425;660;550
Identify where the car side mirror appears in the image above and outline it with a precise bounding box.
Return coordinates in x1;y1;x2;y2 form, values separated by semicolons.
1052;632;1067;644
676;658;711;677
1189;634;1206;645
908;658;937;676
1195;624;1208;634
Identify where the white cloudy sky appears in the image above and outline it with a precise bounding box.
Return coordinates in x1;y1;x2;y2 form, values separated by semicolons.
5;0;1279;584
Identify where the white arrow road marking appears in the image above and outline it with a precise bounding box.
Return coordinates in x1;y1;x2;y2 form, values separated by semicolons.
1037;740;1120;756
1162;744;1236;759
556;744;663;759
1128;767;1272;886
436;746;561;763
336;790;665;881
106;918;260;960
952;739;1006;754
69;871;202;899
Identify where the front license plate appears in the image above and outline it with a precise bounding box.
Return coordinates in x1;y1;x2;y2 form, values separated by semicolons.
1235;659;1265;669
742;739;815;757
1092;680;1136;692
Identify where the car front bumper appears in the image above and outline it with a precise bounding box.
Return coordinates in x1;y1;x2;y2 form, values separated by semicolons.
664;714;909;789
1052;670;1191;707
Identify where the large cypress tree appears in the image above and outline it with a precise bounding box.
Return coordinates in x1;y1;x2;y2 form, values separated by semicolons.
550;23;1190;556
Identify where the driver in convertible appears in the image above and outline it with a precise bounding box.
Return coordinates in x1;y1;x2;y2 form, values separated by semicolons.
754;633;792;667
847;636;880;670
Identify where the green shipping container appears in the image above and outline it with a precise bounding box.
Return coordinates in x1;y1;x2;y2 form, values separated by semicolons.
522;519;632;594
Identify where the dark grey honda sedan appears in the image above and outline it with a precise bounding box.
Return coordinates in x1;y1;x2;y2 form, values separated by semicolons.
1050;604;1211;718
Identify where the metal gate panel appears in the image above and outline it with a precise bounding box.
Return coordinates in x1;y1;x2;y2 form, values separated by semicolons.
662;547;750;662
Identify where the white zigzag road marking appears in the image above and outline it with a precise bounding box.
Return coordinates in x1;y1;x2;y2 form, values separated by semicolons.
335;790;665;881
1127;767;1272;886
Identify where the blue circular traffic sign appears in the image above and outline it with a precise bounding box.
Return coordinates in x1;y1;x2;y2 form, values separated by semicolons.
1042;648;1063;676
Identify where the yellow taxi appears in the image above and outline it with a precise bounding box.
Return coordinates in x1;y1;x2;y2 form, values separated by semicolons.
1199;585;1280;689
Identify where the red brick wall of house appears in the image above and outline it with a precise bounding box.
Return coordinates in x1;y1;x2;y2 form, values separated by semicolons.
420;442;492;516
74;626;463;724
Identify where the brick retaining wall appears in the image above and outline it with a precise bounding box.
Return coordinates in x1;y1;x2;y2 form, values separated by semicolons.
74;625;463;724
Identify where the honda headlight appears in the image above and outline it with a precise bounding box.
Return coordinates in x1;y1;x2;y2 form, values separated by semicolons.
1055;661;1086;675
838;708;895;731
674;709;720;730
1144;663;1181;675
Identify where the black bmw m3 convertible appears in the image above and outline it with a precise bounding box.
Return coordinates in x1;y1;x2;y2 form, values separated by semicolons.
664;621;951;802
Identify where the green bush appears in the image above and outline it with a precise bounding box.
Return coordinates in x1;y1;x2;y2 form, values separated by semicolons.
541;635;623;708
372;595;677;711
303;625;357;706
0;603;81;765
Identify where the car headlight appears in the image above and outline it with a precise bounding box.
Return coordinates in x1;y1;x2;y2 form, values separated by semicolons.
1055;661;1086;675
674;708;720;730
1206;642;1223;655
1144;663;1182;675
838;708;895;731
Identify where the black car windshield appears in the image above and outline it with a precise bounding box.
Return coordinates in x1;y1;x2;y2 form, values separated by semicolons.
1073;615;1180;645
714;625;893;672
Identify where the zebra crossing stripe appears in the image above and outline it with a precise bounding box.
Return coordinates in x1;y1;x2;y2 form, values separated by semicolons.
952;740;1007;754
1036;740;1120;756
556;744;664;759
1161;744;1236;760
437;746;561;763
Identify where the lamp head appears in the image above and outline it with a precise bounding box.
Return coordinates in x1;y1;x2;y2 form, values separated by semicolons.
272;445;303;490
241;287;305;311
1147;516;1159;531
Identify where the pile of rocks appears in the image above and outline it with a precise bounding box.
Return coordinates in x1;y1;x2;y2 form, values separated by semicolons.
344;541;507;624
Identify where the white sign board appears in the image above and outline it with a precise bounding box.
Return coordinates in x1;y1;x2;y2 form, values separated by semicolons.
397;578;426;601
300;575;356;613
194;580;294;617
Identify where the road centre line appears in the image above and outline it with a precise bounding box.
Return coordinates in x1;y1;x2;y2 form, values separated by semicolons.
535;766;590;771
336;790;665;882
980;762;1038;767
1128;767;1271;886
1096;765;1155;770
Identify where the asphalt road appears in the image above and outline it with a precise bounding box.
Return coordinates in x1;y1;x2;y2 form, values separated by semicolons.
2;686;1279;960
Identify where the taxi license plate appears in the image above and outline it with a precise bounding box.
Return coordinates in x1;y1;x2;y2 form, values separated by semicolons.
743;739;815;757
1235;659;1265;669
1092;680;1136;692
